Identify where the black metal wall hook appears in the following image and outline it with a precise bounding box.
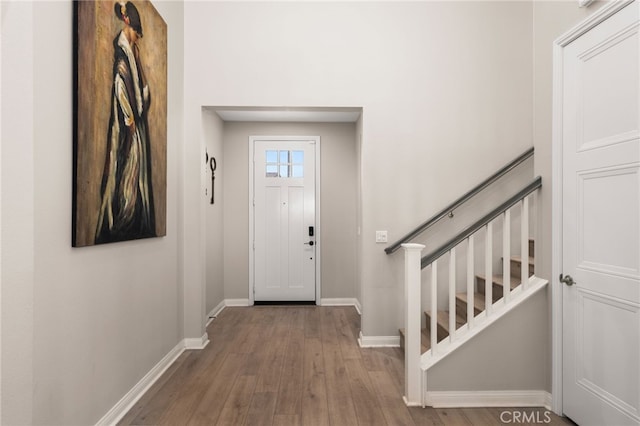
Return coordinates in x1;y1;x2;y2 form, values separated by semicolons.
210;157;217;204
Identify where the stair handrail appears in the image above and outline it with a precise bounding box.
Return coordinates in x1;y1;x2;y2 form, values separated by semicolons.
420;176;541;269
385;147;534;255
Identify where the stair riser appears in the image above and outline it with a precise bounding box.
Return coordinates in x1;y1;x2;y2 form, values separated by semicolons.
455;298;481;323
399;328;431;354
510;258;534;279
425;312;449;343
476;277;505;302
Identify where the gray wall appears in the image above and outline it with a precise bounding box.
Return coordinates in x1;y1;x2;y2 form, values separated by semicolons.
184;0;536;339
429;290;548;391
203;109;225;314
221;122;358;301
1;1;185;424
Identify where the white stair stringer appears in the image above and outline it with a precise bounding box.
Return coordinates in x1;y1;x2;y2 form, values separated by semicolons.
419;275;549;406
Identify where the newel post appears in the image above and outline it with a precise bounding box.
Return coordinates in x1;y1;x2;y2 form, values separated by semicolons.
402;243;425;406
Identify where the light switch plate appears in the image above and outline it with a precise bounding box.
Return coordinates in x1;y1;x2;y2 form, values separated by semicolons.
376;230;388;243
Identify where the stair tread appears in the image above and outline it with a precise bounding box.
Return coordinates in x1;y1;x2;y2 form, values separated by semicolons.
476;273;520;289
511;255;535;265
455;291;486;311
425;310;466;332
399;327;432;353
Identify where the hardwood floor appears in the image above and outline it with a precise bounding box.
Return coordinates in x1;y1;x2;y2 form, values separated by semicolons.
118;306;574;426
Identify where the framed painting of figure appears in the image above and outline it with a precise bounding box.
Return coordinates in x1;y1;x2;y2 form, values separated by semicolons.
73;0;167;247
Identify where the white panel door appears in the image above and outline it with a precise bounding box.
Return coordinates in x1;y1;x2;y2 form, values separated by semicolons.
253;139;316;301
562;2;640;425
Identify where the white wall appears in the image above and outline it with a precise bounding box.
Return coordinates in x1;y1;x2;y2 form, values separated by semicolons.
221;121;358;301
1;1;185;424
184;0;534;338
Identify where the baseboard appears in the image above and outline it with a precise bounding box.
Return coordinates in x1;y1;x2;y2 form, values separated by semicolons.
184;333;210;350
357;331;400;348
426;390;553;409
403;396;423;407
95;341;185;426
544;391;553;410
224;298;250;307
320;297;361;313
206;300;226;327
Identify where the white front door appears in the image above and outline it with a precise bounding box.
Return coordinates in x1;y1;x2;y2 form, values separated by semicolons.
561;2;640;425
252;138;317;302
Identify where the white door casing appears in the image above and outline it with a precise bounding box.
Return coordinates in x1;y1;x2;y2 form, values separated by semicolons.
249;136;320;303
554;1;640;424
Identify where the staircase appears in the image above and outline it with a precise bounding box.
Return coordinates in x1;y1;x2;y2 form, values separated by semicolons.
399;239;535;351
388;150;548;407
395;173;548;408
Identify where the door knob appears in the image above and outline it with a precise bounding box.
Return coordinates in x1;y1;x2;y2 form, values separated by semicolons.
559;274;575;286
304;241;314;246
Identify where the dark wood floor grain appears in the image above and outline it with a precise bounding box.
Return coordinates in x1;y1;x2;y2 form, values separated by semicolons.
118;306;574;426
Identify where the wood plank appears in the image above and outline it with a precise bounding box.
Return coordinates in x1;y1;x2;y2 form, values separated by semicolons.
408;406;445;425
319;307;339;347
321;324;358;425
152;343;233;425
369;370;416;426
245;392;277;426
185;353;248;425
435;408;473;426
275;327;304;415
381;347;407;395
215;375;257;425
360;346;394;373
344;358;387;425
304;307;321;339
460;407;498;425
333;308;361;360
301;337;329;426
255;310;291;393
272;414;300;426
240;310;278;376
117;351;193;425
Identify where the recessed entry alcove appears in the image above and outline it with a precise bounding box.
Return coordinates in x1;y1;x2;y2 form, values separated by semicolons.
201;106;364;316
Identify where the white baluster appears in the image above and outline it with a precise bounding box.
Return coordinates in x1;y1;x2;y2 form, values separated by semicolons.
485;222;493;315
401;243;424;406
467;235;475;328
431;260;438;355
521;196;530;289
449;248;456;342
503;210;511;303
